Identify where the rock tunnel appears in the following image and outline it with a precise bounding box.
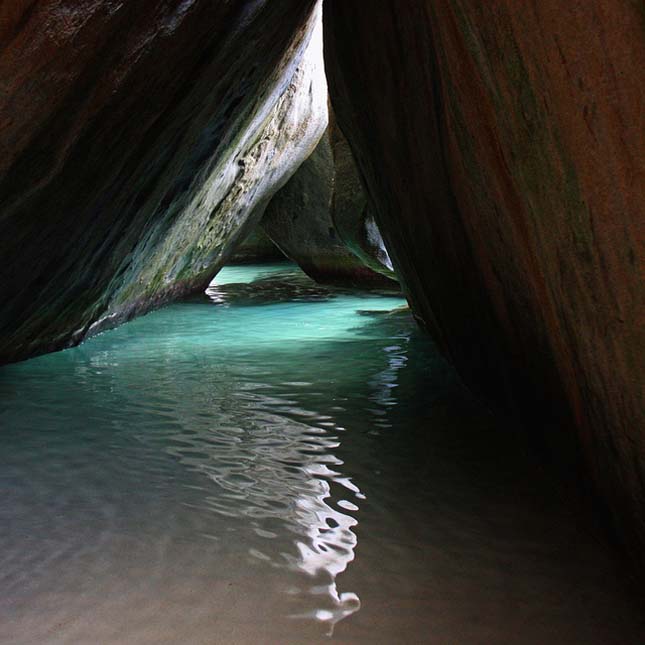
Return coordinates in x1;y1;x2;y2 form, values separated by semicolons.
0;1;643;641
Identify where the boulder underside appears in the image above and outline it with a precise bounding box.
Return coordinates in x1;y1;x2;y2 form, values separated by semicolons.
260;123;397;287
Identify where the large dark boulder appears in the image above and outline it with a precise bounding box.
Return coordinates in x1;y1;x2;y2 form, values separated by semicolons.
0;0;322;363
324;1;645;564
261;129;394;287
261;121;397;287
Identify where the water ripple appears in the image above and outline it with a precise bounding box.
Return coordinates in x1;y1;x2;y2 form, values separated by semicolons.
0;263;642;644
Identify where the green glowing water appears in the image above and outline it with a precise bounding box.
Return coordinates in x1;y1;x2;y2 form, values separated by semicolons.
0;263;642;644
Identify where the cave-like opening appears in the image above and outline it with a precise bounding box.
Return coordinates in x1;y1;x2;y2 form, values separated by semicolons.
0;0;643;642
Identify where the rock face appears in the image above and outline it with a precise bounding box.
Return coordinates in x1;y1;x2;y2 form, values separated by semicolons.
0;0;322;363
324;1;645;564
261;123;397;286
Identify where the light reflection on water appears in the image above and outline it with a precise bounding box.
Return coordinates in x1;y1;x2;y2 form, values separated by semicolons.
204;265;400;632
0;263;643;644
161;383;364;634
205;266;411;633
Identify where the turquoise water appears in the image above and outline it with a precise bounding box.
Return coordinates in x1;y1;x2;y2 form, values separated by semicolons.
0;263;642;644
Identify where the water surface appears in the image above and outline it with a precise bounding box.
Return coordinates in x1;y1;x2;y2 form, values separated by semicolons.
0;263;642;644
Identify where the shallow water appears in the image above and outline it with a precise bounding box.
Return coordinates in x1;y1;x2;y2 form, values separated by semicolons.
0;263;642;644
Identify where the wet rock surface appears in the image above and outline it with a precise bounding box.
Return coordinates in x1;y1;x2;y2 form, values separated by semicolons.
324;0;645;565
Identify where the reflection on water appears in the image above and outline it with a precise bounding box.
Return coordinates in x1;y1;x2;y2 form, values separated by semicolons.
161;383;363;634
0;263;642;644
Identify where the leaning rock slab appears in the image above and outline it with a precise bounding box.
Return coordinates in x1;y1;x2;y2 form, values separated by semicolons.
0;0;323;363
324;0;645;566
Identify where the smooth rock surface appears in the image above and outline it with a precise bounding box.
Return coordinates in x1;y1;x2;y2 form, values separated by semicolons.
261;124;396;287
0;0;322;363
324;0;645;565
